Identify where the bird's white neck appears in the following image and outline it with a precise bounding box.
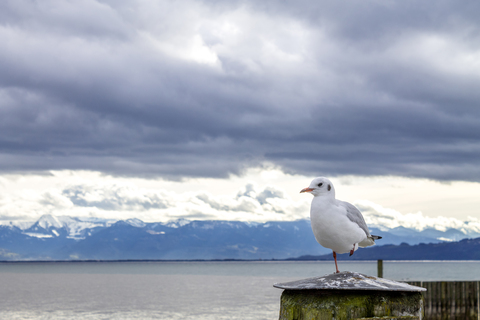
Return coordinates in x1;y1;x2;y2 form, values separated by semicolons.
313;190;335;200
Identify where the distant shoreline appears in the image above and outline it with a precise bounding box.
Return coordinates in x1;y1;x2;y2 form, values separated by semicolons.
2;258;480;263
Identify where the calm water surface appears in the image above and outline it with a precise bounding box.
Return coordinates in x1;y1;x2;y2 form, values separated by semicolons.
1;260;479;319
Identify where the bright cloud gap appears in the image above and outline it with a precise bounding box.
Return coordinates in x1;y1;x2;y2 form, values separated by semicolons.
1;170;480;235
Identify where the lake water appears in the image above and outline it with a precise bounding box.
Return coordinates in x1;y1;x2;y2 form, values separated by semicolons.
1;260;480;319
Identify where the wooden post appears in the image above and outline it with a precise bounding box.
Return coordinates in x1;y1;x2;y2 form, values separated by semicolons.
274;271;425;320
377;259;383;278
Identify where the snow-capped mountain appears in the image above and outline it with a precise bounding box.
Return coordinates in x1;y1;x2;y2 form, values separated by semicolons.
8;214;116;240
1;215;479;261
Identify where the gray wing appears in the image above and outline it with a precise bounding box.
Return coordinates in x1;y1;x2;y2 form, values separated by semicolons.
340;201;371;237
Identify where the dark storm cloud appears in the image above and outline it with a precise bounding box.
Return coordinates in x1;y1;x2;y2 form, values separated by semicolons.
1;0;480;181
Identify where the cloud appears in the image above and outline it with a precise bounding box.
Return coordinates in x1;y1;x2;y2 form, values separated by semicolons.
236;183;284;205
0;0;480;181
62;184;168;211
4;177;480;235
0;171;308;222
356;200;480;235
192;182;306;218
1;170;480;234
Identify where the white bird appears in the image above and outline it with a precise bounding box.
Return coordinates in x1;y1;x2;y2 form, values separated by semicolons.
300;177;381;273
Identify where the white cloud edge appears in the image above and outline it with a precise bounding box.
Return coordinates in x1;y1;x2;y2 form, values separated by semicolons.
1;170;480;235
356;199;480;234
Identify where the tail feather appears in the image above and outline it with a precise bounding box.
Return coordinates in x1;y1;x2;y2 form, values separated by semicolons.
358;235;382;248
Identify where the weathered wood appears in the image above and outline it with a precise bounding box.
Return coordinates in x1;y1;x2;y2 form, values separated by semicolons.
275;272;426;292
406;280;480;320
279;290;424;320
377;259;383;278
275;272;425;320
276;275;479;319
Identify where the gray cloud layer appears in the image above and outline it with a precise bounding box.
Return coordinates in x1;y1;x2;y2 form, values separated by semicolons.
1;0;480;180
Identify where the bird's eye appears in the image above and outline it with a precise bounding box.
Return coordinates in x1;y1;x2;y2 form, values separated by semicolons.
318;183;323;187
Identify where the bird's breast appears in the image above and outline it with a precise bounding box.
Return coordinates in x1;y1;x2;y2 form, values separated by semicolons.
310;198;366;254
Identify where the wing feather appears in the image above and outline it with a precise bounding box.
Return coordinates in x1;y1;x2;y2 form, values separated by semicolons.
340;201;370;237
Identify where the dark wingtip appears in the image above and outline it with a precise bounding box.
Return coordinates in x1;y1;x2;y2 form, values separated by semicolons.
372;235;382;240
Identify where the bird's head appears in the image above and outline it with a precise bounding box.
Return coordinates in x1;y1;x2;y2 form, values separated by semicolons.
300;177;335;197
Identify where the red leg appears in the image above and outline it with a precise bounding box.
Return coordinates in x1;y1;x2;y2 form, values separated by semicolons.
333;251;340;273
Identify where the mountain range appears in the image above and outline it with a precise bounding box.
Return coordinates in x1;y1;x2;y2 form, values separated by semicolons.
0;214;479;261
293;238;480;261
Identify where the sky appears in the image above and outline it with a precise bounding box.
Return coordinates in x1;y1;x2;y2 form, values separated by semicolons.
1;0;480;231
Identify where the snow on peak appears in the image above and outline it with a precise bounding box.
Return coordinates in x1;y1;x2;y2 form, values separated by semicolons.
0;220;32;230
126;218;146;228
24;233;54;239
164;218;191;228
37;214;63;229
1;215;116;240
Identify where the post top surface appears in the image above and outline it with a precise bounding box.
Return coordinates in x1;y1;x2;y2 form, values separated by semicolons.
273;271;426;292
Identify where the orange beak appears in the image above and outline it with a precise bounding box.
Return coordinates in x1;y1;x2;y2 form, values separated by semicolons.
300;187;314;193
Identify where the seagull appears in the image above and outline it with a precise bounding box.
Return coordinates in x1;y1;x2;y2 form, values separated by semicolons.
300;177;381;273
